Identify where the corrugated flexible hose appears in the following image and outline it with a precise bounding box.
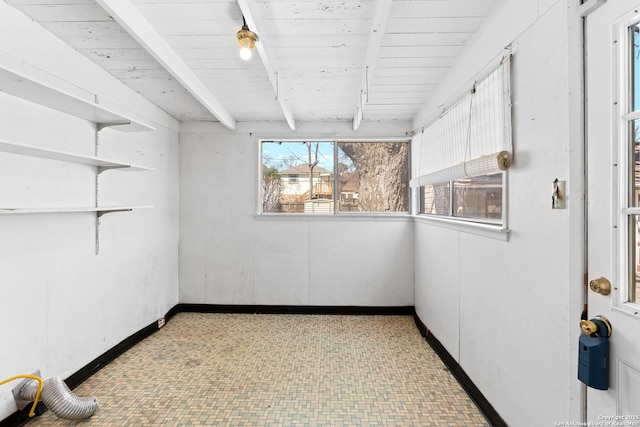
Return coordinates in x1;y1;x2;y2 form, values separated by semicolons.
20;377;98;420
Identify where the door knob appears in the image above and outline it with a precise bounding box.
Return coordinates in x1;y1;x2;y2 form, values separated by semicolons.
580;319;598;335
589;277;611;296
580;315;612;337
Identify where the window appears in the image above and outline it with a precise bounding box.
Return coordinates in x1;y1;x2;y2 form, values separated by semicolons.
421;174;502;222
412;55;512;225
454;174;503;220
624;22;640;304
260;140;409;214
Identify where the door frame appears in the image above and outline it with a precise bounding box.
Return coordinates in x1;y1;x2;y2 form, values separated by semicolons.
566;0;611;422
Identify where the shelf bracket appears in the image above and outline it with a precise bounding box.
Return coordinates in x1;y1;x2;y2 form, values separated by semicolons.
95;208;133;254
97;208;133;218
97;165;129;175
97;121;132;132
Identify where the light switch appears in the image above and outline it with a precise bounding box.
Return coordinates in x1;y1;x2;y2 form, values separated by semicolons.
552;179;566;209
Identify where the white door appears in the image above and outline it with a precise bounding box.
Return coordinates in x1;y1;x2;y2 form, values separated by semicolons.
587;0;640;421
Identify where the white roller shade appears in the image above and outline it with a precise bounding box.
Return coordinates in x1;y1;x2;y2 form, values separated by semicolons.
411;56;512;188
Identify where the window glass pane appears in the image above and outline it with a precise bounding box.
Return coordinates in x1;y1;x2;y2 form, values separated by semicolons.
452;174;502;220
633;119;640;208
422;183;450;215
336;142;409;212
628;28;640;304
261;141;334;214
633;23;640;111
630;216;640;304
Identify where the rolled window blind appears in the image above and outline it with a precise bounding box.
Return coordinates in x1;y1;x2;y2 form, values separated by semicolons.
410;56;512;188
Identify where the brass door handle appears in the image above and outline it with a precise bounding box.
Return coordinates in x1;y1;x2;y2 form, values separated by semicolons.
580;320;598;335
580;316;612;337
589;277;611;296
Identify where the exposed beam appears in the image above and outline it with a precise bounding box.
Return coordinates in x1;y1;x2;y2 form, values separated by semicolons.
352;0;394;131
237;0;296;131
579;0;606;16
95;0;237;130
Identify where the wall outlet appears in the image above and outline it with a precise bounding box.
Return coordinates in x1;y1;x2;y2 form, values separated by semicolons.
157;317;165;328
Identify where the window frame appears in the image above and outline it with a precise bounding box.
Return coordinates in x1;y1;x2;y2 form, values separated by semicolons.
417;171;507;227
258;138;411;217
615;15;640;310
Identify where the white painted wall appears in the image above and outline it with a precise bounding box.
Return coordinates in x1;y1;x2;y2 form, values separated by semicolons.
0;3;179;420
179;121;414;307
413;1;584;426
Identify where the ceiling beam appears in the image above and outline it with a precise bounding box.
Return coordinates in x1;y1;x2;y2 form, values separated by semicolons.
352;0;394;131
96;0;237;130
237;0;296;131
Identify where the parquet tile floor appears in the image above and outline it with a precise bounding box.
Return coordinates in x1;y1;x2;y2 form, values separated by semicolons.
26;313;489;426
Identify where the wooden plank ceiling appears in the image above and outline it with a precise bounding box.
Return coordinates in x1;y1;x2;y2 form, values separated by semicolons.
5;0;497;130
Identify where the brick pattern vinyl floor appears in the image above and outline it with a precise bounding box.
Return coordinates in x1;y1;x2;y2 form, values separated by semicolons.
26;313;489;426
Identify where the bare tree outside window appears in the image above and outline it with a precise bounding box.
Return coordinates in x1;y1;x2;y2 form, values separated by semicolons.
338;141;409;212
305;142;320;202
262;166;283;213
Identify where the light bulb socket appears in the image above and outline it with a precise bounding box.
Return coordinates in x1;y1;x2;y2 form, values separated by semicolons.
237;26;258;49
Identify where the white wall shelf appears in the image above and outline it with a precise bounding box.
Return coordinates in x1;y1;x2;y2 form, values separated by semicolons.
0;53;156;253
0;53;155;132
0;139;152;173
0;206;152;216
0;138;153;252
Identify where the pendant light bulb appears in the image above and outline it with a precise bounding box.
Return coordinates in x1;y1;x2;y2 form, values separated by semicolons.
237;16;258;61
240;46;252;60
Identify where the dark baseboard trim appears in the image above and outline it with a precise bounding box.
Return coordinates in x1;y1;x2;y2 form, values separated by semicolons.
65;322;159;390
176;303;414;315
413;314;507;427
165;304;180;322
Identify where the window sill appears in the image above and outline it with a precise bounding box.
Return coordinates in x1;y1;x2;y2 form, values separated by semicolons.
254;213;412;222
413;215;510;241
